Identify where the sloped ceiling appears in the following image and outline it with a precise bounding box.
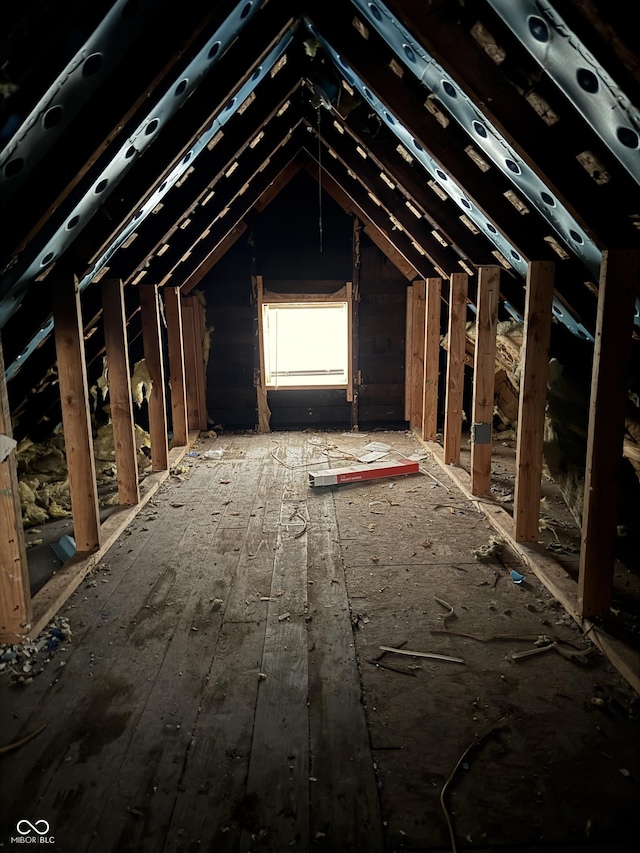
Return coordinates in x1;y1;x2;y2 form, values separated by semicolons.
1;0;638;434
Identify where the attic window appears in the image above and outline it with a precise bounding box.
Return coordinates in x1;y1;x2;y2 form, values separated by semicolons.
261;302;350;389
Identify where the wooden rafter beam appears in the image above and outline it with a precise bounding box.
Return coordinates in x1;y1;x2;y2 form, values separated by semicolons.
137;121;306;289
3;1;229;261
385;0;636;248
115;69;304;285
302;110;463;276
305;0;598;325
304;154;431;281
75;3;297;273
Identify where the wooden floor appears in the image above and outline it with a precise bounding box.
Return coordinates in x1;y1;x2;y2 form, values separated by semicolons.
1;431;638;852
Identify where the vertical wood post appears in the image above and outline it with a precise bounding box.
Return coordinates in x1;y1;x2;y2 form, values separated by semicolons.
139;284;169;471
443;272;468;464
52;274;101;552
422;276;442;441
0;339;32;642
182;295;208;431
578;249;640;616
102;279;140;506
347;216;362;432
192;296;208;430
254;275;271;433
350;222;360;430
164;287;189;446
514;261;555;541
470;266;500;496
404;286;413;422
409;280;426;430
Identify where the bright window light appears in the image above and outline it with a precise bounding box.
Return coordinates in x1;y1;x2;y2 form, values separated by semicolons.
262;302;349;389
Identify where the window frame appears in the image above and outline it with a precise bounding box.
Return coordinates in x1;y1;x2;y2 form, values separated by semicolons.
256;279;354;398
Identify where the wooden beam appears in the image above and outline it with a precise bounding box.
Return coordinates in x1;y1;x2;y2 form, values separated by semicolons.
346;280;355;405
579;249;640;616
253;157;304;212
102;279;140;506
254;275;271;433
194;296;208;430
0;338;32;642
139;284;169;470
362;226;420;281
514;262;555;542
181;296;208;432
443;273;468;464
409;280;426;430
470;266;500;496
52;274;101;553
164;286;189;447
404;286;413;422
181;222;248;296
181;300;199;431
422;276;442;440
304;161;420;281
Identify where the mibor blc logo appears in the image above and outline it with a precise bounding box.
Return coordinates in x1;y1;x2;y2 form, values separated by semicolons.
10;820;55;844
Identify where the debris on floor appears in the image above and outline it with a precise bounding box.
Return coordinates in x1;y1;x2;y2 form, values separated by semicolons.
0;723;47;756
0;616;72;685
472;535;504;561
379;645;465;664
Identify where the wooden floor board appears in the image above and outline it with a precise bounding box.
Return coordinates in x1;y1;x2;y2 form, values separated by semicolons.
19;459;228;851
162;621;266;853
4;431;634;852
239;444;311;852
306;483;384;852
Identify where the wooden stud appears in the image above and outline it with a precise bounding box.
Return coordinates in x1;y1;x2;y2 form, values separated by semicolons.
404;286;414;422
409;280;426;430
102;279;140;506
514;261;555;542
346;281;355;405
192;296;208;430
579;249;640;616
181;223;248;296
422;276;442;441
253;158;304;212
443;273;468;464
254;275;271;433
164;287;189;447
470;266;500;496
0;338;32;642
182;295;208;432
350;221;361;429
52;274;101;553
181;299;199;431
139;284;169;471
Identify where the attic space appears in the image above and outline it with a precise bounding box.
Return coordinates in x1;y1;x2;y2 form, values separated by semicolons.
1;1;639;851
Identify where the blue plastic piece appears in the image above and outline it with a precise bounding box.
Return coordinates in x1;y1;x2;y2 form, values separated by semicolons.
510;569;526;585
50;534;76;564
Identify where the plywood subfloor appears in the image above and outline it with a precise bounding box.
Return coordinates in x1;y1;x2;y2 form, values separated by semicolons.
1;430;638;852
